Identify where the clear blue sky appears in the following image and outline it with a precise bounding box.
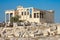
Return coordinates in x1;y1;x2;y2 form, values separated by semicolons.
0;0;60;23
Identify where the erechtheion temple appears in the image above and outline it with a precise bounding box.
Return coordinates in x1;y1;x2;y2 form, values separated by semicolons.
5;6;54;25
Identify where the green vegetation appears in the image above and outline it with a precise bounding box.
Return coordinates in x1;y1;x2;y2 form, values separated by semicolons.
10;15;20;23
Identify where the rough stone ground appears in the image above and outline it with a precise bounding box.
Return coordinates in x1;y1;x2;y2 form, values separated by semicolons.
0;36;60;40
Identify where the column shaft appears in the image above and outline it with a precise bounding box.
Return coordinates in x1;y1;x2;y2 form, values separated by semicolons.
9;13;10;23
5;14;6;23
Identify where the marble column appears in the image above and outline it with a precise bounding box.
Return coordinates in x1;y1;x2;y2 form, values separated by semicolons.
5;14;6;23
9;13;10;23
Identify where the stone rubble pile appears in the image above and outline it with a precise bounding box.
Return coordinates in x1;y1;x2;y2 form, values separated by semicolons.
0;23;60;40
